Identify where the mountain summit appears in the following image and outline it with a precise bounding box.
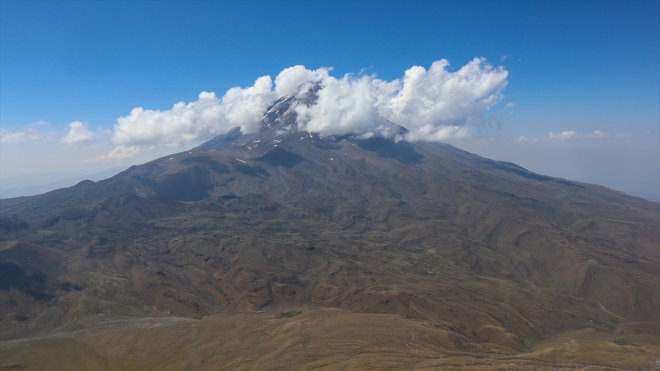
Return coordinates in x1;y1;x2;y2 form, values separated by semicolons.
1;99;659;369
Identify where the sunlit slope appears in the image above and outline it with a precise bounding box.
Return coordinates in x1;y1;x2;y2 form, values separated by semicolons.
1;113;659;368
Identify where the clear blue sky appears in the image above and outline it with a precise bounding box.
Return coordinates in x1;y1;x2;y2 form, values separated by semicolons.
1;0;659;200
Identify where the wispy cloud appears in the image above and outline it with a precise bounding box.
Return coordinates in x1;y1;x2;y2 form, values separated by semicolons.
513;130;611;144
93;145;141;162
587;130;609;138
548;130;577;140
0;120;54;144
547;130;609;140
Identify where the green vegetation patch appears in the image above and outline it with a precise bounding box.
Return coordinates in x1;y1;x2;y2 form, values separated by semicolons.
278;310;303;319
613;338;637;346
384;247;425;256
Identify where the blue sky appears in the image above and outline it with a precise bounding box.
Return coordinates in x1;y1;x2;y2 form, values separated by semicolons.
1;0;659;200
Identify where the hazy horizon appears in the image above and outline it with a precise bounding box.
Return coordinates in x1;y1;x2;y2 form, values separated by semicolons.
2;135;658;202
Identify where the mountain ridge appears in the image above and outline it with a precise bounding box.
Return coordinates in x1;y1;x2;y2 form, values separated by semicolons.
1;101;659;369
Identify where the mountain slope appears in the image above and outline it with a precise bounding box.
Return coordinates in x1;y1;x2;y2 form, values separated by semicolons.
1;100;659;369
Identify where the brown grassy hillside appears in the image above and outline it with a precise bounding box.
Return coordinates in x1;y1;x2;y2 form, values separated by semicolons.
1;109;659;369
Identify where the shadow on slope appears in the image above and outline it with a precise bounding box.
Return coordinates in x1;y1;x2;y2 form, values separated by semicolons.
355;137;424;164
257;148;304;168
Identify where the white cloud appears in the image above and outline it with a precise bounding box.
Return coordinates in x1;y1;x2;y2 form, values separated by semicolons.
0;121;53;144
406;124;471;142
112;76;275;146
388;58;508;138
549;130;577;140
0;129;35;144
297;58;507;141
274;65;330;97
514;136;529;144
548;130;609;140
110;58;509;147
295;73;400;137
587;130;609;138
61;121;97;144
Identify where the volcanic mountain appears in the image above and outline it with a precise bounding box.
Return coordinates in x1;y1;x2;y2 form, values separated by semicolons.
1;95;659;369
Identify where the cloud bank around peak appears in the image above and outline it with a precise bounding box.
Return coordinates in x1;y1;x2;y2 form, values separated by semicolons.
110;58;509;148
112;76;275;147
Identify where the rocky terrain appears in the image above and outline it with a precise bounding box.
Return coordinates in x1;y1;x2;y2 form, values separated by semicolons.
1;94;659;369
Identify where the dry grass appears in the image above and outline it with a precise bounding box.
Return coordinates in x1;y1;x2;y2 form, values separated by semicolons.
1;308;658;370
1;132;659;370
